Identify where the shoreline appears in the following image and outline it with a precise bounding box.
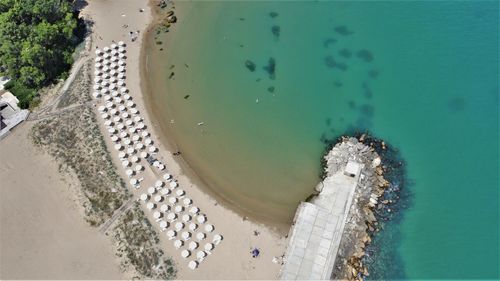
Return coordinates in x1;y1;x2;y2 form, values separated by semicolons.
140;0;291;233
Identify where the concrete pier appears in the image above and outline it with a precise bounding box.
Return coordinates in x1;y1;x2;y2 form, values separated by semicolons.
279;160;362;280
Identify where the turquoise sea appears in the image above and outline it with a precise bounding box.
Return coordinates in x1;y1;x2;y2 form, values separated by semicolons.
147;1;499;279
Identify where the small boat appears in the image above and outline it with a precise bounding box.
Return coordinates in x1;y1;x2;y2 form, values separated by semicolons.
197;122;204;126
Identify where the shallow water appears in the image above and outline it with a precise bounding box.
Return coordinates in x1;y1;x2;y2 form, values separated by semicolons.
146;1;499;278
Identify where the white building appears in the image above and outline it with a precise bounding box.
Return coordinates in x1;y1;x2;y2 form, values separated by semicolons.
0;89;29;140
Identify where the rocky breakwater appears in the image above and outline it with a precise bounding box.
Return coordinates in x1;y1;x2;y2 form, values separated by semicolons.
318;135;393;280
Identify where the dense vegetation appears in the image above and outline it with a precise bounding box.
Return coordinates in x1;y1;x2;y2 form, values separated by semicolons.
0;0;82;108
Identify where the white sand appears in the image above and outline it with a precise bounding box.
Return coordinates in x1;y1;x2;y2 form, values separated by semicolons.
83;0;288;279
0;123;123;279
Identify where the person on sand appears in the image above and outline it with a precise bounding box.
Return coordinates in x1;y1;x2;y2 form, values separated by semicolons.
251;248;260;258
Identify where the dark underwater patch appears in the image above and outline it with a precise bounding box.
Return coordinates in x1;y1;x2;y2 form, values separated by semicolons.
245;60;256;72
338;48;352;58
324;56;348;71
348;100;357;109
334;25;354;36
271;25;280;38
323;38;337;48
267;86;275;93
262;57;276;80
269;11;279;18
362;82;373;99
334;81;343;87
359;104;374;117
357;49;374;62
368;69;379;79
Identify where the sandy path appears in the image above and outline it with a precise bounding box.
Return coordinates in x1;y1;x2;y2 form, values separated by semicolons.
0;123;123;279
83;0;288;279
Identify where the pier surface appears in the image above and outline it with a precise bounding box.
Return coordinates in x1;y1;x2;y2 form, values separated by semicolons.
280;160;361;280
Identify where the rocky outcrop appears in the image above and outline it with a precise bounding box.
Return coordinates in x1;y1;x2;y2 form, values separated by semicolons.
321;135;393;280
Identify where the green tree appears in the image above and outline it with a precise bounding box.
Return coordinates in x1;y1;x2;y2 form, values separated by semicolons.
0;0;79;107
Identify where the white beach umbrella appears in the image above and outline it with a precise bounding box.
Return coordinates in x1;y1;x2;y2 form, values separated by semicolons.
114;97;123;104
103;59;110;65
128;127;137;134
163;173;172;181
124;139;132;146
153;211;162;219
196;215;206;224
118;105;126;112
95;49;103;55
100;88;110;95
94;62;102;69
119;53;126;59
129;178;138;186
126;100;135;107
111;43;117;49
166;212;177;222
154;195;162;203
102;66;109;73
121;112;129;119
132;135;141;142
136;122;145;129
95;56;103;62
116;123;125;130
104;53;111;59
109;83;117;90
118;151;126;158
102;72;110;79
168;197;177;204
126;147;135;155
95;77;103;84
155;180;164;188
189;207;200;215
135;143;144;150
125;119;133;126
130;108;138;114
111;90;119;97
117;80;126;87
140;193;148;201
196;232;206;241
166;230;176;239
113;116;121;123
103;46;110;53
118;41;125;46
93;84;101;91
108;127;116;134
188;260;198;270
183;198;192;206
169;181;178;188
131;116;141;122
92;92;101;99
123;93;131;100
182;231;191;241
147;187;156;195
188;241;198;251
119;131;128;138
118;59;126;66
160;188;171;196
181;250;190;258
140;151;148;158
118;66;125;73
134;164;143;172
109;108;118;116
109;76;117;83
176;189;185;197
119;46;126;53
111;50;118;56
159;164;166;171
125;168;133;177
110;70;117;76
174;239;183;249
105;102;114;109
98;105;106;112
159;220;168;229
121;160;130;167
94;70;102;77
160;204;170;212
103;95;111;101
188;223;198;231
175;222;184;231
174;205;184;213
153;161;160;167
196;251;206;259
114;144;123;151
101;113;109;120
182;214;191;223
213;234;223;245
144;138;153;145
146;202;155;210
130;155;139;163
111;135;120;142
204;224;214;233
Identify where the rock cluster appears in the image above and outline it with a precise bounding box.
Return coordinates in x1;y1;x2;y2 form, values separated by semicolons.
321;136;392;280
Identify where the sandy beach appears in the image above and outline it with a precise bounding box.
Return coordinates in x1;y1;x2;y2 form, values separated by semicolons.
0;123;123;279
82;0;287;279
